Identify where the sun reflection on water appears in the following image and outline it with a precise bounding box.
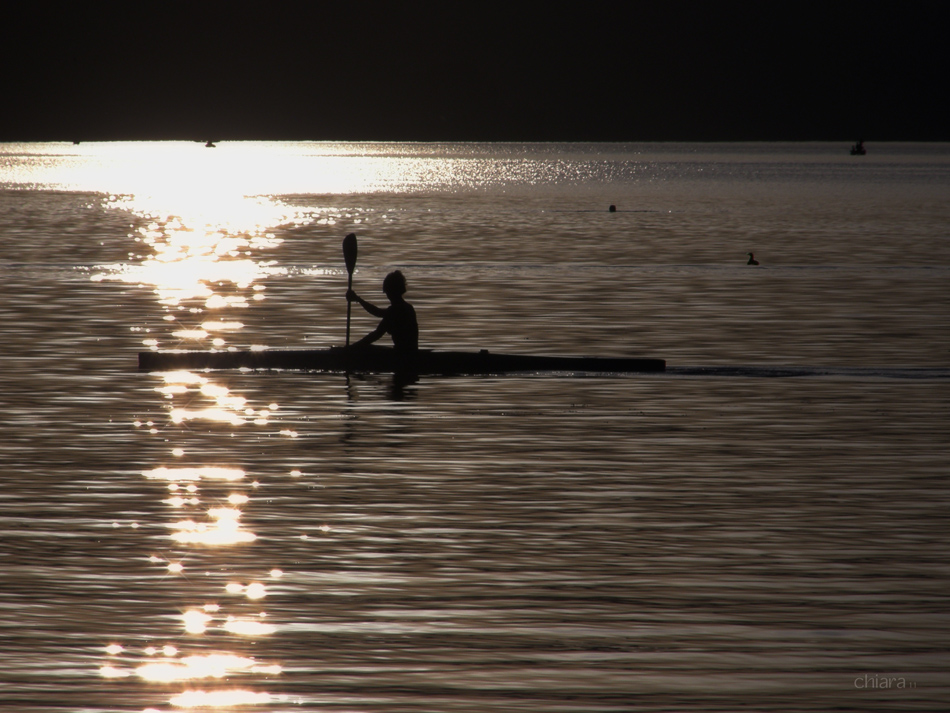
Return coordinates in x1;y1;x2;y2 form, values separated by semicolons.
170;689;276;708
223;617;277;637
93;225;285;350
80;146;322;710
102;650;282;683
4;140;525;198
129;357;302;708
168;514;257;546
89;170;304;353
122;361;290;704
145;466;246;482
144;370;279;427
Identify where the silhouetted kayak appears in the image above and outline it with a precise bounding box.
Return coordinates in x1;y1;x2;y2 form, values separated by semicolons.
138;345;665;374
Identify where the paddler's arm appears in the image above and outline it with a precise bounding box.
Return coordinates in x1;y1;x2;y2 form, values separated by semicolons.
346;289;387;318
351;321;386;347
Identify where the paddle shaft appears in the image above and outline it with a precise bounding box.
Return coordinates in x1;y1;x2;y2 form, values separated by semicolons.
346;272;353;346
343;234;358;346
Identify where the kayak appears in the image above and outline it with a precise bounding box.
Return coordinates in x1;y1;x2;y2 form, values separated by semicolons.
138;345;665;374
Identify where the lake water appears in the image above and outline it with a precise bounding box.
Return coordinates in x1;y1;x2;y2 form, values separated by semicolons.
1;141;948;712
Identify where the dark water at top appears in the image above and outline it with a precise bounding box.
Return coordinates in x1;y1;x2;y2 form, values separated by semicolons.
1;142;948;711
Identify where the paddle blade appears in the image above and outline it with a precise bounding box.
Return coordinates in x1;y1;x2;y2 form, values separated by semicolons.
343;233;358;275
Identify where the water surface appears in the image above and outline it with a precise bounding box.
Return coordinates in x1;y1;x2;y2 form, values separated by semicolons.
1;142;948;712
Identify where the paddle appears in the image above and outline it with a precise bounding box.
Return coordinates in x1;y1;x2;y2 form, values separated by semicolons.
343;233;358;346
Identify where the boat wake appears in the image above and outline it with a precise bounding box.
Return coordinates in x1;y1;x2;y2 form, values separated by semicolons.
666;365;950;380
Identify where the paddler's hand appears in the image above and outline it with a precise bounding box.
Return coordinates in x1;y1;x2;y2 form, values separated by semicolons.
346;289;358;303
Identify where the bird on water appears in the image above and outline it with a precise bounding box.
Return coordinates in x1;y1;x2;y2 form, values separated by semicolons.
747;252;759;265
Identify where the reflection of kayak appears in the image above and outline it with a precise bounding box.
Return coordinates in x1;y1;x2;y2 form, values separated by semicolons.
138;345;665;374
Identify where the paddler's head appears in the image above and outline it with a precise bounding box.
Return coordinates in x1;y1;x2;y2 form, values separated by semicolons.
383;270;407;300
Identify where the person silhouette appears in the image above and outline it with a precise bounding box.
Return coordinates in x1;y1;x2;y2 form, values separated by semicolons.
346;270;418;352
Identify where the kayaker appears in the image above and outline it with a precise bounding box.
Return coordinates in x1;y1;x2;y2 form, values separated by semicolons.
346;270;419;352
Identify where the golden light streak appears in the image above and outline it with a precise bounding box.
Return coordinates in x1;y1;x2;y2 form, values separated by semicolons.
172;329;209;340
200;382;246;409
169;517;257;545
99;665;131;678
90;186;290;315
223;618;276;636
202;321;244;331
182;610;212;634
144;466;246;482
9;140;484;197
207;507;242;521
167;501;256;545
160;371;208;385
169;407;246;426
170;690;273;708
163;494;198;507
224;582;267;600
245;582;267;599
136;653;281;682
